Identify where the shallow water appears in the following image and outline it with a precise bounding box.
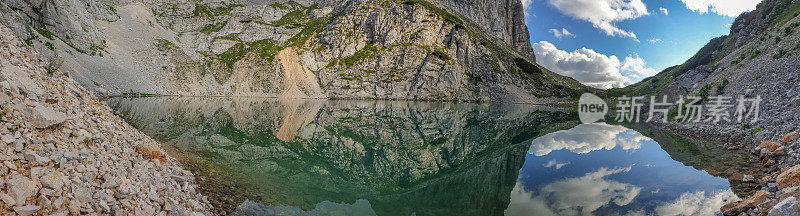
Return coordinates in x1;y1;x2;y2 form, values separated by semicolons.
106;97;763;216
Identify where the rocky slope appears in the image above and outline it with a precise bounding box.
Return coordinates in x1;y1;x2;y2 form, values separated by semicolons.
0;23;211;215
0;0;590;103
609;0;800;214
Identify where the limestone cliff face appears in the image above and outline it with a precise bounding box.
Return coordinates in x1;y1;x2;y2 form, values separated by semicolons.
435;0;536;61
0;0;589;103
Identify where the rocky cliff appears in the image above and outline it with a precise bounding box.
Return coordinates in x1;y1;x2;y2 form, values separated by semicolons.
0;0;589;103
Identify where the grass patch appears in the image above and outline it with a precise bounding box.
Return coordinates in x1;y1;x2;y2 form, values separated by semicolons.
716;78;728;94
514;57;543;75
192;3;238;19
431;49;450;61
44;41;54;51
248;39;282;61
785;22;800;36
200;21;227;34
338;44;378;67
36;28;55;40
697;84;711;101
774;49;788;59
402;0;463;27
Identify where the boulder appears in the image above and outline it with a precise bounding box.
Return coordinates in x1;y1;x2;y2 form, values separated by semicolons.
778;165;800;189
721;190;769;215
16;103;67;129
760;141;782;152
784;132;800;143
13;205;41;216
41;172;65;190
768;197;798;216
7;175;38;205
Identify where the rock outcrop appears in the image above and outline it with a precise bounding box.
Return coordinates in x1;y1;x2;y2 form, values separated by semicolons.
0;0;588;103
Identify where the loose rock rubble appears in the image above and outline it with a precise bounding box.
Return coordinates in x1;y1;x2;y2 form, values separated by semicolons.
0;24;211;215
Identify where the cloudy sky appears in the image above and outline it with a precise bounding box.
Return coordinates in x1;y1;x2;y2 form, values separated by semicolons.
523;0;764;89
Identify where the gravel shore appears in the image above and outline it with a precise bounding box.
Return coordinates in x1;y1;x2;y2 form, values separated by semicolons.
0;23;211;215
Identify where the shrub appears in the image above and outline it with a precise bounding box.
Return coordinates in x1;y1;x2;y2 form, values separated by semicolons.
431;49;450;61
514;58;542;74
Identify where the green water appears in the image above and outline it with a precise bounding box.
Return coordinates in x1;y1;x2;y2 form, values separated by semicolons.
106;97;763;216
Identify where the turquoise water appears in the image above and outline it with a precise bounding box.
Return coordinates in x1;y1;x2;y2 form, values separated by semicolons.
106;97;762;216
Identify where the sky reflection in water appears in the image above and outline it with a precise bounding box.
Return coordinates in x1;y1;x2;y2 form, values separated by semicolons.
106;98;740;216
507;123;737;216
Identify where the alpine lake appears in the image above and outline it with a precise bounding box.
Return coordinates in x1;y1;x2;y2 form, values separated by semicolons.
105;97;766;215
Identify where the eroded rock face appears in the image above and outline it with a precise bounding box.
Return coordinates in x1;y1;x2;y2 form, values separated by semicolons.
0;0;586;103
435;0;535;61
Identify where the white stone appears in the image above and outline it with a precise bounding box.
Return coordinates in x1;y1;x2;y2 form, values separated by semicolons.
7;175;38;204
0;193;16;206
13;205;41;216
41;172;64;190
16;103;67;129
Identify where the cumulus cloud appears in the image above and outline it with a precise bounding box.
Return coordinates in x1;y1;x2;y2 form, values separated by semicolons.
655;190;740;216
528;123;651;156
548;0;648;40
621;54;658;77
543;160;571;169
506;167;642;215
659;7;669;15
680;0;763;17
549;28;576;38
532;41;658;89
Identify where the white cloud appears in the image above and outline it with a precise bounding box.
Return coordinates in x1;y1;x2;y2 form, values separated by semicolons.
659;7;669;15
522;0;534;18
649;38;663;44
506;167;642;215
621;54;658;77
548;0;648;40
528;123;651;156
680;0;763;17
549;28;576;38
543;160;571;169
532;41;657;89
655;190;740;216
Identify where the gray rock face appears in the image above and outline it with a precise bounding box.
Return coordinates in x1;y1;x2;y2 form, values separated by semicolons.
435;0;535;61
0;0;583;103
768;197;798;216
0;0;114;52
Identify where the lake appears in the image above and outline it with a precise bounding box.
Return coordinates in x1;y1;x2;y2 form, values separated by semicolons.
105;97;764;216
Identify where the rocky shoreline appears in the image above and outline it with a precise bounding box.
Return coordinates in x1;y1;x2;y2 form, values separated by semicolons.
651;120;800;215
0;23;211;215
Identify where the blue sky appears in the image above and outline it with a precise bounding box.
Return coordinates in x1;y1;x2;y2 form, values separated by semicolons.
522;0;763;88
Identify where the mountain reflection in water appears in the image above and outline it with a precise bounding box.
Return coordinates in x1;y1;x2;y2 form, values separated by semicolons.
106;97;762;216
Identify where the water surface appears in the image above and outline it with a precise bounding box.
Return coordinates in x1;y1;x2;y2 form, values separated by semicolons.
106;97;763;216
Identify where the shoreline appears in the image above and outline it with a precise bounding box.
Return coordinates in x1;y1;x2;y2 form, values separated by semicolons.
0;24;211;215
